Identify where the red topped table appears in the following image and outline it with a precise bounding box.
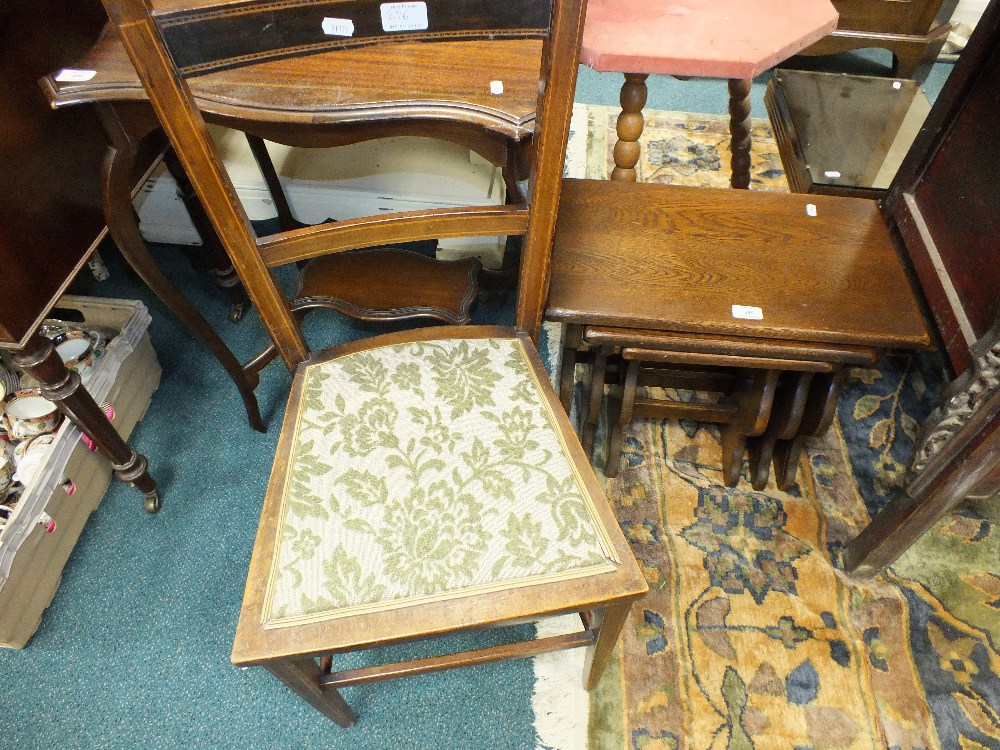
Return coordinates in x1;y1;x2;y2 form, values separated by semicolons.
581;0;839;187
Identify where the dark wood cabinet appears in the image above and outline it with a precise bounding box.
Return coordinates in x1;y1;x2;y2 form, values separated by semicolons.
844;0;1000;574
0;0;158;509
0;0;109;347
799;0;956;78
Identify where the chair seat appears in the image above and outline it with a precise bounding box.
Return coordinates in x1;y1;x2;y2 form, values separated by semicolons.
235;327;636;657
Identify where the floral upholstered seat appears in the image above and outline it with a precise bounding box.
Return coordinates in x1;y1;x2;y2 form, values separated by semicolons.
263;333;620;630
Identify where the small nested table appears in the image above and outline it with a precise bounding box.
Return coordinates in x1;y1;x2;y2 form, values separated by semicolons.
573;327;879;489
547;179;930;490
581;0;838;187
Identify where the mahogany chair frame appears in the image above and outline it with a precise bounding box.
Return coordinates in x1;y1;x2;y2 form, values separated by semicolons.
99;0;647;726
41;14;546;432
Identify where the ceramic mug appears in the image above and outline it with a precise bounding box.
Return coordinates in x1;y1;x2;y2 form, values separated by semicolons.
2;389;61;442
50;329;103;380
12;433;57;487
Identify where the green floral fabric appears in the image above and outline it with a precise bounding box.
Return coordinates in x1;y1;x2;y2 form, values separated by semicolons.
263;336;617;628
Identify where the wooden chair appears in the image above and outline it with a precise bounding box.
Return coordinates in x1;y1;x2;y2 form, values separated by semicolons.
99;0;646;726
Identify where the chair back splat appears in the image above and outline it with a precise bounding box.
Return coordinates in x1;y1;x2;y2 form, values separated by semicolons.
100;0;647;727
101;0;584;363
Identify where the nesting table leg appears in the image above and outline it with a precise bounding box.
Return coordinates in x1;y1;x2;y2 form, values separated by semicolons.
559;324;584;415
772;369;848;490
720;369;780;486
605;359;639;477
747;371;814;490
583;346;611;455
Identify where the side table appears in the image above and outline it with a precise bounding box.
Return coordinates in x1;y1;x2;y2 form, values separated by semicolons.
581;0;839;187
41;24;544;430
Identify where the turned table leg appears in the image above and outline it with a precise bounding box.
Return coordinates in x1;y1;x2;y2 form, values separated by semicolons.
611;73;648;182
161;148;251;323
727;78;753;189
13;334;160;513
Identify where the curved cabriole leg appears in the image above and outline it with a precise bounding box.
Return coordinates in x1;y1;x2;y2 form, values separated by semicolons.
611;73;648;182
727;78;753;189
96;105;265;432
13;334;160;513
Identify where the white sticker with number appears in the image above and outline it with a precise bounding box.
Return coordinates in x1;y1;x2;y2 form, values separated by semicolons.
732;305;764;320
55;68;97;82
322;17;355;36
380;1;428;31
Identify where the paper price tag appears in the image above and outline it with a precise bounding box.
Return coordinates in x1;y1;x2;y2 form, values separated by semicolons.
732;305;763;321
490;80;504;95
380;1;428;31
322;17;355;36
806;203;818;217
55;68;97;82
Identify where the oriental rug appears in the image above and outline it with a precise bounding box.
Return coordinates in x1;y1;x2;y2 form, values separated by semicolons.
549;104;1000;750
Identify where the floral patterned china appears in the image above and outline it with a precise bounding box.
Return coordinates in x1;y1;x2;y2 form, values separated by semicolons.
1;388;61;442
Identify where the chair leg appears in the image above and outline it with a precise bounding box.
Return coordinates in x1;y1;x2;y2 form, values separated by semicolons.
266;657;357;728
583;600;635;690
